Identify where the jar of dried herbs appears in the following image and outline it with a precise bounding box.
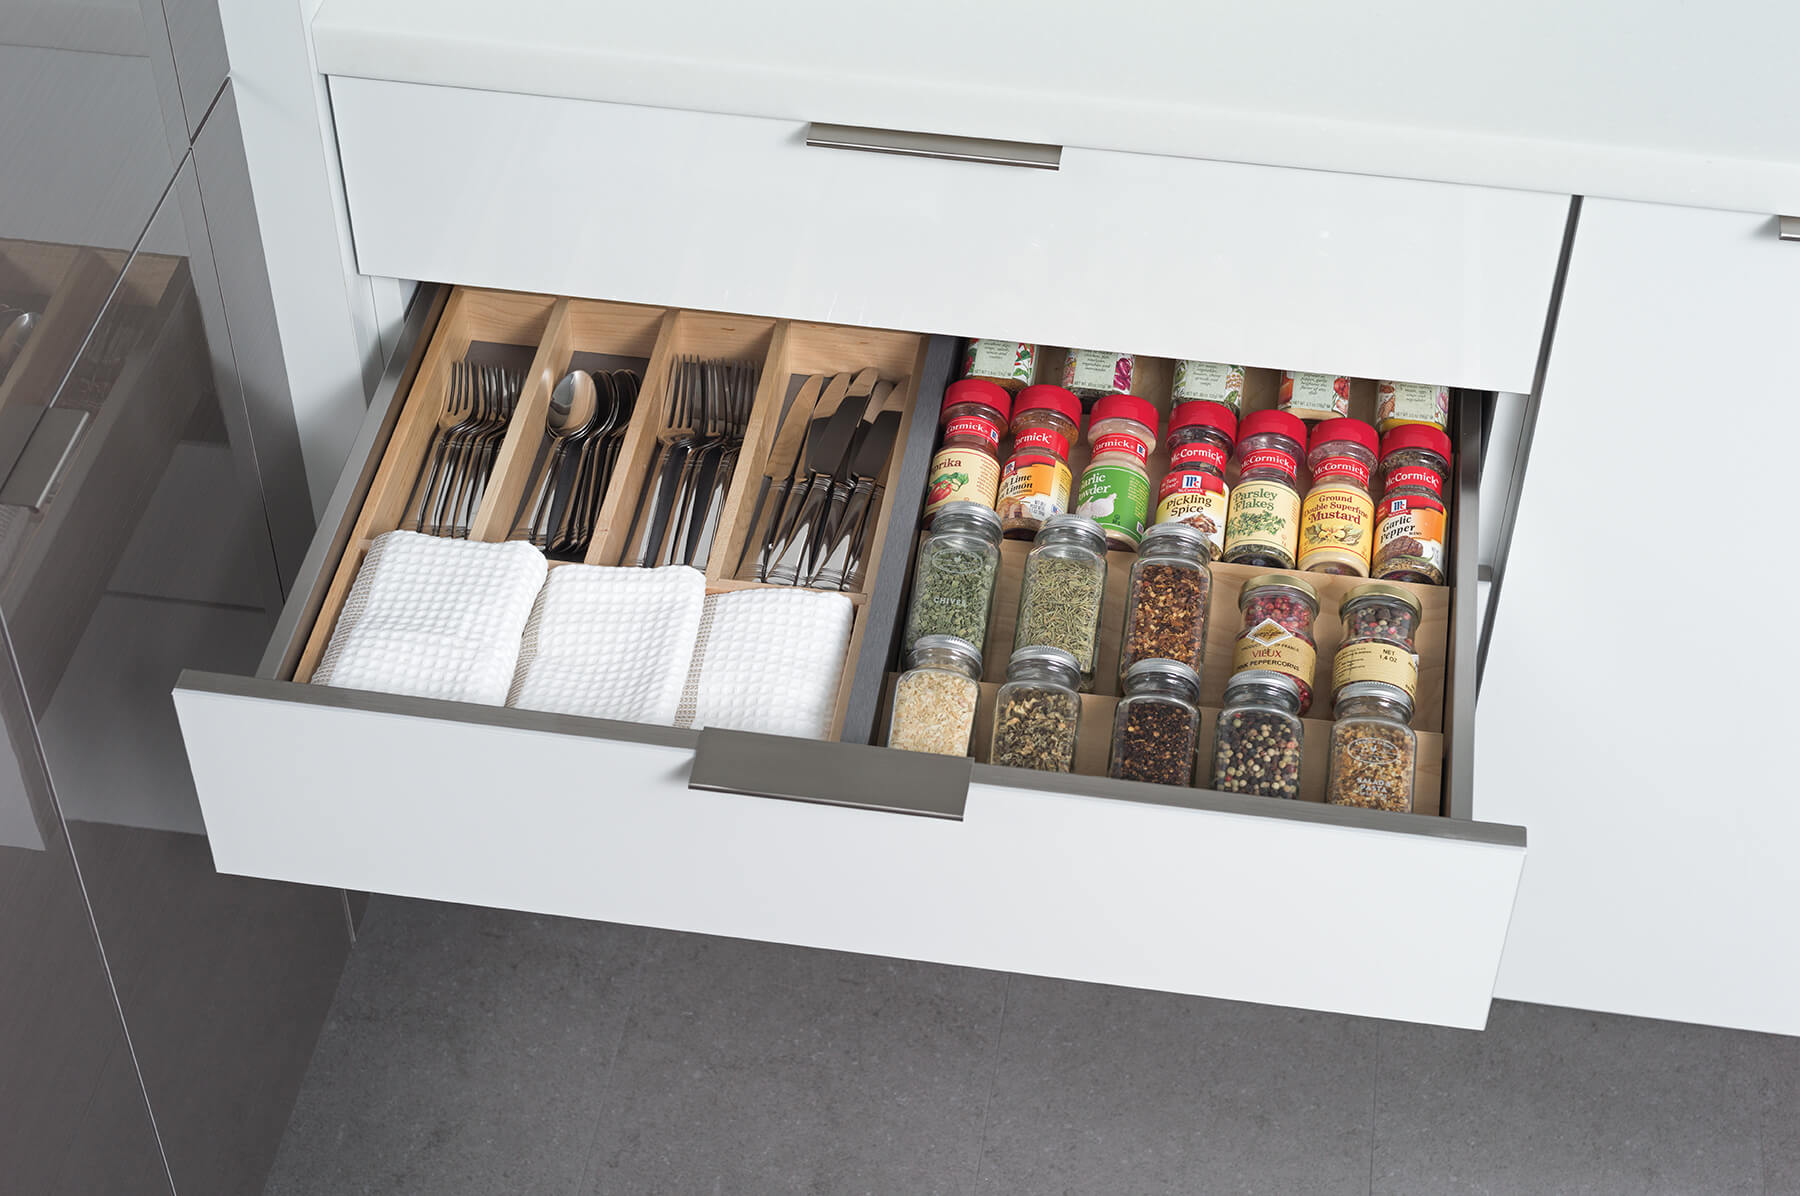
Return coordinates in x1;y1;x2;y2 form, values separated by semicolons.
1231;574;1319;713
1154;401;1236;558
922;379;1012;524
1117;521;1211;689
1221;409;1306;568
1332;582;1423;709
901;501;1003;654
997;384;1082;538
1210;669;1305;799
962;339;1037;393
887;635;984;757
1278;370;1352;420
1375;380;1450;434
1061;348;1136;405
1109;658;1201;787
1074;394;1159;550
1013;514;1109;688
1325;681;1417;813
1372;425;1452;585
1171;360;1246;415
989;645;1083;772
1297;417;1379;576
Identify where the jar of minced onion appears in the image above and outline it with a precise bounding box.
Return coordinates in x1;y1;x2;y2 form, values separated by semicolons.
1232;573;1319;714
887;635;984;757
1171;360;1246;415
1372;425;1453;585
1297;417;1379;576
922;379;1011;524
1332;582;1423;710
961;339;1037;393
996;384;1082;538
901;501;1002;654
1073;394;1159;550
1061;348;1136;405
1375;380;1450;434
1279;370;1352;420
1154;401;1236;558
1221;409;1306;568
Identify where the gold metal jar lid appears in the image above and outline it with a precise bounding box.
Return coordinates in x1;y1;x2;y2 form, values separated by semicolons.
1241;573;1319;603
1339;580;1423;619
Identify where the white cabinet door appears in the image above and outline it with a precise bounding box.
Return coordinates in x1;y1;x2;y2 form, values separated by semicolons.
1477;199;1800;1036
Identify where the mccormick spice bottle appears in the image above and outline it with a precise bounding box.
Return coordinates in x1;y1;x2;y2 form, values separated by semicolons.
1210;669;1305;799
1221;409;1306;568
1278;370;1352;420
1117;521;1211;689
1073;394;1159;550
961;339;1037;393
1109;658;1202;787
1375;380;1450;434
996;384;1082;538
901;501;1003;654
1170;360;1246;415
1154;401;1236;559
1232;574;1319;713
1371;425;1452;585
1297;418;1379;576
1325;681;1418;813
989;645;1084;772
1331;582;1423;709
886;635;983;757
1060;349;1136;405
1012;514;1109;689
922;379;1011;524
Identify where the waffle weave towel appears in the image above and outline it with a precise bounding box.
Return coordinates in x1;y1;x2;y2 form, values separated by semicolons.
682;588;855;741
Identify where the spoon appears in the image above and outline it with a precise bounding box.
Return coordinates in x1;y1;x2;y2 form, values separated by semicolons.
0;311;39;379
528;370;599;546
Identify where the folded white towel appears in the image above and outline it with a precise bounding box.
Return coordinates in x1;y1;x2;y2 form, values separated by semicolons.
507;564;705;725
683;588;855;741
312;530;546;706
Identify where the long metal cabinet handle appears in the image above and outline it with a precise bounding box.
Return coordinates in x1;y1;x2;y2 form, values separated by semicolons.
805;122;1062;171
688;727;971;820
1780;215;1800;241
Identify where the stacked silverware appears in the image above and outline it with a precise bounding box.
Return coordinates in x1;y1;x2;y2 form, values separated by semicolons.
624;356;759;569
409;361;524;537
739;369;904;591
525;367;640;557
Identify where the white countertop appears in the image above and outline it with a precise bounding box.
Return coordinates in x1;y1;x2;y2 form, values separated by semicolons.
312;0;1800;215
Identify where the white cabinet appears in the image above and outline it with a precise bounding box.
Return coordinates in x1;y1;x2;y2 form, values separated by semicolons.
1476;199;1800;1037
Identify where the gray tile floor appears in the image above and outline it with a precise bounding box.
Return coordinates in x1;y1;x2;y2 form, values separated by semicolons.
267;898;1800;1196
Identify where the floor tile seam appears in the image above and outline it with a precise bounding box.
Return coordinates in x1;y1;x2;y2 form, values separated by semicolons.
967;971;1014;1194
1367;1019;1380;1196
571;932;655;1196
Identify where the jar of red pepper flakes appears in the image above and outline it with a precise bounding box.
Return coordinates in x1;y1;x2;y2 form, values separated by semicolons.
1298;418;1380;576
1153;400;1237;559
922;379;1012;526
996;384;1082;539
1231;574;1320;714
1371;425;1453;584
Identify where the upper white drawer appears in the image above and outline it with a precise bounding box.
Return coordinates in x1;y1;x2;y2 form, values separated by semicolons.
329;76;1569;395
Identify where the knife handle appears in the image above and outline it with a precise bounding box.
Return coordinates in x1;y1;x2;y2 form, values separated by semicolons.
802;477;855;587
758;475;805;581
811;477;875;591
767;472;830;585
844;482;885;592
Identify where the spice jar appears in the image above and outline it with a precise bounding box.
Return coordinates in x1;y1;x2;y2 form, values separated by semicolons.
886;635;983;757
989;645;1083;772
1013;514;1109;689
1232;574;1319;713
1221;409;1306;568
996;384;1082;538
901;501;1003;653
1060;348;1136;405
1171;360;1246;415
1210;669;1305;799
962;339;1037;393
1154;401;1236;558
1297;417;1379;576
1109;658;1201;787
1325;681;1418;813
1372;425;1453;585
1117;521;1211;688
1074;394;1159;550
1332;582;1423;708
922;379;1011;524
1279;370;1352;420
1375;380;1450;434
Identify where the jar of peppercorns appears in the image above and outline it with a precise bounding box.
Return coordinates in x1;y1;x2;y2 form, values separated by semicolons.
1232;574;1319;714
996;384;1082;538
1372;425;1453;585
961;339;1037;393
1154;401;1236;558
1325;681;1417;813
989;645;1084;773
1117;521;1212;689
1109;658;1202;787
1074;394;1159;550
922;380;1011;525
1298;417;1379;576
1210;669;1305;799
1222;409;1306;568
1332;582;1423;708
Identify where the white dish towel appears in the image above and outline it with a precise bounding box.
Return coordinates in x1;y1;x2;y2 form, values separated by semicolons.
508;564;706;725
683;588;856;741
312;530;546;706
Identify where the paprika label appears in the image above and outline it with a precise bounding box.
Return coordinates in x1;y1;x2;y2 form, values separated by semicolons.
1372;494;1447;584
1279;371;1352;418
1331;640;1420;701
1298;484;1375;573
1074;464;1150;546
923;448;1000;517
1223;479;1301;561
1154;471;1229;557
1171;361;1245;412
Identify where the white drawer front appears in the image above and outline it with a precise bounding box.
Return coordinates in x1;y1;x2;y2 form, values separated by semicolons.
329;77;1568;395
175;677;1524;1029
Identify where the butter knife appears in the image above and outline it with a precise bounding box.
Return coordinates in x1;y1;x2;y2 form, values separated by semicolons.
766;374;873;585
738;372;826;577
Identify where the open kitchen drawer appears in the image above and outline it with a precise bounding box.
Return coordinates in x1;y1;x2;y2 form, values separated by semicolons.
175;283;1527;1029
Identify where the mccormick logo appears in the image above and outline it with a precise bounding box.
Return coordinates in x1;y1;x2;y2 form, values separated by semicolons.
1243;617;1293;647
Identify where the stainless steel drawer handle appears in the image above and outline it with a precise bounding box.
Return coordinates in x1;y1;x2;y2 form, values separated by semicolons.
688;727;971;820
805;122;1062;172
1780;215;1800;242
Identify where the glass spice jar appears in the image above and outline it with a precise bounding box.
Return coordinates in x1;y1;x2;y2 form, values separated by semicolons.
1279;370;1352;420
996;384;1082;538
1117;521;1211;688
1375;380;1450;434
1221;409;1306;568
886;635;983;757
901;501;1003;654
1297;417;1379;576
922;379;1012;524
1154;401;1236;558
1332;582;1423;709
1061;348;1136;405
1109;658;1202;787
989;645;1084;772
1372;425;1453;585
1325;681;1418;813
1210;669;1305;799
1171;360;1247;414
961;339;1037;393
1013;514;1109;689
1232;574;1319;714
1073;394;1159;550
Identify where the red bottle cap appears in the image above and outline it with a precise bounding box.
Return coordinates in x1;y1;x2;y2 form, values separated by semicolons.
1013;384;1083;425
1239;408;1307;446
942;378;1011;422
1379;424;1453;461
1090;393;1159;432
1310;417;1379;455
1169;400;1238;443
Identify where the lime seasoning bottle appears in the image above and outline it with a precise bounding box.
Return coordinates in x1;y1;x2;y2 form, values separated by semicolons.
1073;394;1158;550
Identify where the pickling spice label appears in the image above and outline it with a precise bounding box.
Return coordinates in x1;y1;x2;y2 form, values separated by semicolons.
1280;372;1352;418
1170;441;1229;473
1154;471;1229;557
1090;431;1150;461
1298;486;1375;571
1377;381;1450;428
923;448;1000;516
943;414;1003;447
1075;464;1150;546
1171;361;1245;411
1062;350;1135;396
1331;641;1420;700
1223;479;1301;556
964;340;1035;386
1232;619;1318;689
1373;495;1447;583
997;455;1072;525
